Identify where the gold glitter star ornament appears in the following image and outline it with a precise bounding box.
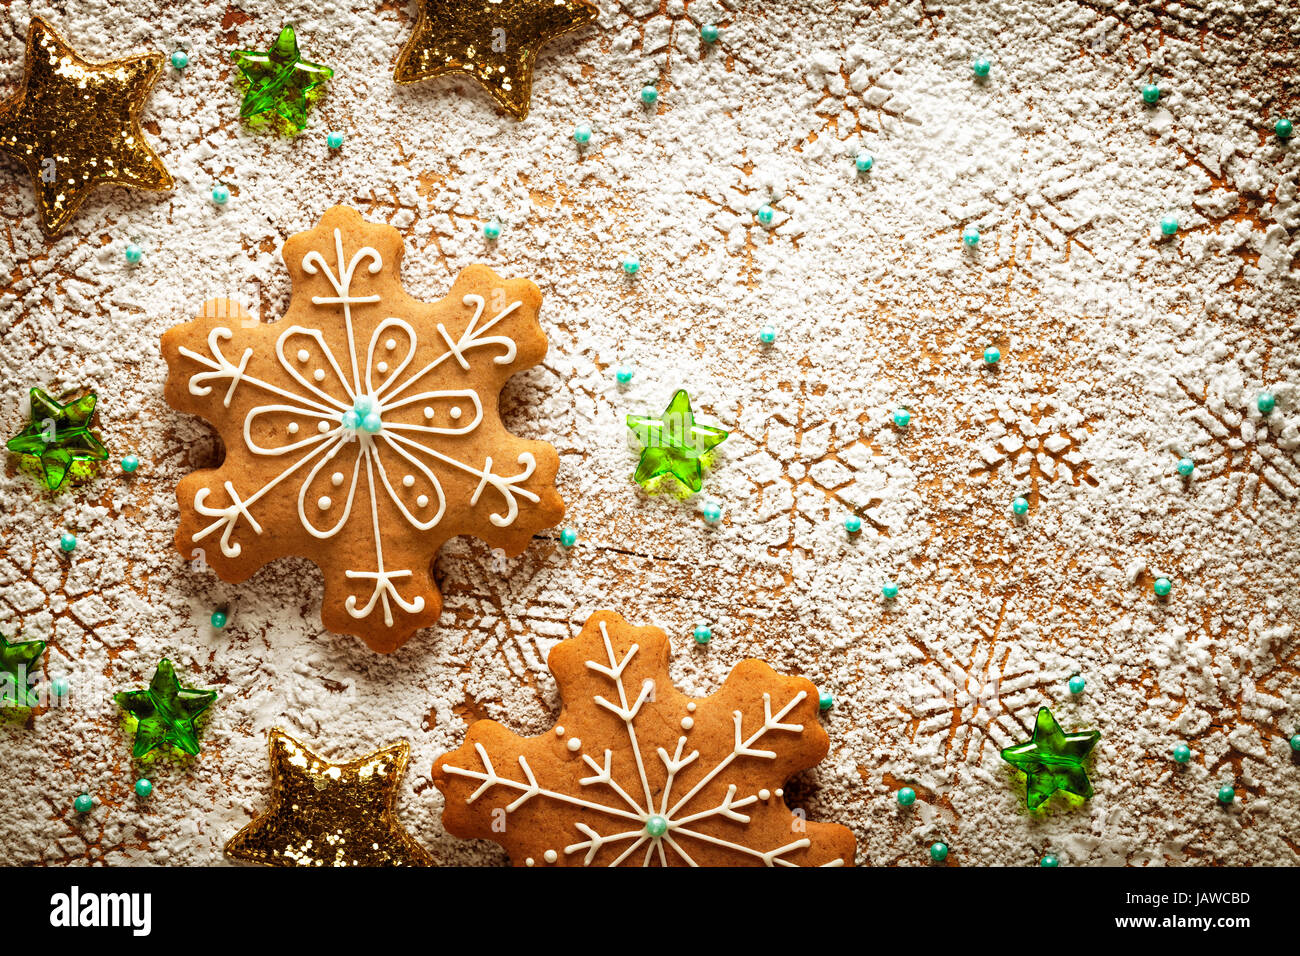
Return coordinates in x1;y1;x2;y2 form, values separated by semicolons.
0;17;173;237
393;0;600;120
225;730;434;867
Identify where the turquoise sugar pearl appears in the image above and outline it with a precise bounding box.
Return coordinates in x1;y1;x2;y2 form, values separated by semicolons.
135;778;153;798
170;50;189;70
1276;118;1293;139
1153;576;1172;597
897;787;916;807
559;527;578;547
930;841;949;862
758;324;777;344
983;346;1001;364
692;625;712;645
211;184;230;205
700;23;720;43
120;454;140;473
483;220;502;240
615;366;633;384
1160;216;1179;236
1177;457;1194;477
124;242;143;264
1217;785;1234;805
211;609;228;629
855;152;873;172
1040;854;1060;867
893;408;911;428
962;226;980;247
1068;675;1086;694
573;123;592;144
882;581;899;600
756;204;775;226
640;85;658;105
972;57;991;78
1257;391;1276;414
1289;734;1300;752
341;410;361;430
74;794;94;814
818;691;833;711
1012;496;1029;516
645;814;669;837
327;131;344;150
1142;84;1160;104
51;676;70;698
59;533;77;553
361;412;383;433
845;515;862;534
1172;744;1192;763
621;255;640;276
701;502;722;524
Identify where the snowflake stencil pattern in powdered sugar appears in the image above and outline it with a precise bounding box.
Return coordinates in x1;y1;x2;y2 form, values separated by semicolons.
434;611;856;866
968;397;1098;505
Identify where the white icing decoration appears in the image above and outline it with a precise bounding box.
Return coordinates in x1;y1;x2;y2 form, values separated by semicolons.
567;737;582;752
555;727;565;736
441;621;844;867
179;229;539;628
687;702;697;712
759;789;771;800
318;496;331;510
544;850;558;864
681;717;694;730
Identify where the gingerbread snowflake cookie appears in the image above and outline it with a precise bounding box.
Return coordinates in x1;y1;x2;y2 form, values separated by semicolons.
433;611;857;866
162;205;564;652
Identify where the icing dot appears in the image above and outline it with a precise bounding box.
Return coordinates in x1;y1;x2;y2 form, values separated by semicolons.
450;406;463;419
297;349;309;362
416;495;429;508
686;702;697;712
544;850;558;864
403;475;415;487
681;717;694;730
317;496;331;510
385;338;397;350
377;361;388;373
331;472;344;487
566;737;581;752
313;369;325;382
759;789;771;800
775;788;784;797
317;421;330;433
423;407;434;420
554;726;565;736
525;858;535;867
287;422;299;434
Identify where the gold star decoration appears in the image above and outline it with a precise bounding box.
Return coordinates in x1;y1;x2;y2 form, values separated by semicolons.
0;16;173;237
225;730;434;867
393;0;599;120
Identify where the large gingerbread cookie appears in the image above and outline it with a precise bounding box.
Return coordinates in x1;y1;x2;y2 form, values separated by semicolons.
162;205;564;652
433;611;857;866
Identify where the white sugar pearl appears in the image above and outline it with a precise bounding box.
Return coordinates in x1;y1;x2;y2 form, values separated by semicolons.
686;702;697;712
317;421;330;433
331;472;344;487
566;737;581;752
297;349;309;362
759;789;771;800
376;361;388;373
287;422;299;434
423;407;434;419
544;850;558;864
385;338;397;350
317;496;331;510
402;475;415;488
681;717;694;730
554;726;565;736
449;406;462;419
416;495;429;508
313;369;325;382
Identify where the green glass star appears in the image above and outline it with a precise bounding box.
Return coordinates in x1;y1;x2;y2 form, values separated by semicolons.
231;25;333;134
114;660;217;758
0;633;47;708
626;389;729;493
6;388;108;491
1001;707;1101;810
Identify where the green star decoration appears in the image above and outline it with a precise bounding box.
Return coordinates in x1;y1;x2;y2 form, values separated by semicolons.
114;660;217;758
1001;707;1101;810
231;25;333;134
1;633;47;708
6;388;108;491
626;389;729;493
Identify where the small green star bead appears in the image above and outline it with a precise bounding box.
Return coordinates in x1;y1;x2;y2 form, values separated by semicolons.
1153;576;1173;598
1177;457;1194;477
134;778;153;798
1068;675;1086;694
120;454;140;473
962;225;980;247
893;408;911;429
882;581;899;600
232;26;333;134
1257;391;1275;414
855;152;873;172
483;220;502;240
972;57;991;78
645;814;669;836
1002;707;1101;809
170;50;189;70
6;388;109;491
559;527;578;547
701;501;722;524
700;24;720;43
626;390;728;492
573;123;592;144
615;366;634;384
125;242;143;264
210;609;228;629
621;255;640;276
1290;734;1300;752
818;691;833;711
114;659;217;758
1040;854;1060;867
758;324;777;344
845;515;862;534
983;346;1001;364
1;633;47;707
930;841;949;862
1172;743;1192;763
1012;496;1029;516
74;794;94;814
59;532;77;553
1217;785;1235;805
1160;215;1179;236
327;131;344;149
756;204;775;226
1142;83;1160;104
692;625;712;645
897;787;916;807
640;85;658;105
1276;118;1293;139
